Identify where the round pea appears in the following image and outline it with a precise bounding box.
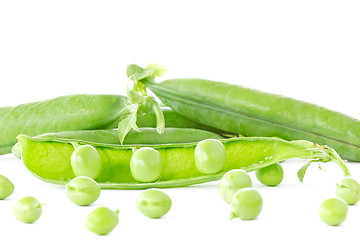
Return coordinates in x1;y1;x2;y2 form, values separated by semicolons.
0;175;14;200
66;176;101;206
230;188;262;220
136;189;172;218
319;198;348;226
71;145;102;180
13;196;42;223
194;139;226;174
130;147;163;182
335;177;360;205
219;170;252;203
85;207;120;235
255;163;284;186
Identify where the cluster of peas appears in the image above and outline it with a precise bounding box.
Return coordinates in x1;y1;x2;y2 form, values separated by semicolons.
1;139;360;235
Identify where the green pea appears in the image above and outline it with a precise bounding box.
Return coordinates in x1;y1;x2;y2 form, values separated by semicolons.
219;170;252;203
13;196;42;223
66;176;101;206
255;163;284;186
230;188;262;220
11;142;22;159
136;189;172;218
71;145;102;180
319;198;348;226
130;147;163;182
335;177;360;205
85;207;120;235
0;175;14;200
195;139;226;174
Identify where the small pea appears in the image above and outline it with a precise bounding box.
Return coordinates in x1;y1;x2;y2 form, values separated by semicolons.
319;198;348;226
0;175;14;200
219;170;252;203
66;176;101;206
195;139;226;174
71;145;102;180
136;189;172;218
130;147;163;182
230;188;262;220
335;177;360;205
85;207;120;235
255;163;284;186
13;196;42;223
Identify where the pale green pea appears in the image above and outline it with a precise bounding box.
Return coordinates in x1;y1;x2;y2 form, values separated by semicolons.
255;163;284;186
130;147;163;182
85;207;120;235
195;139;226;174
136;189;172;218
0;175;14;200
335;177;360;205
230;188;262;220
13;196;42;223
219;170;252;203
71;145;102;180
11;142;22;159
319;198;347;226
66;176;101;206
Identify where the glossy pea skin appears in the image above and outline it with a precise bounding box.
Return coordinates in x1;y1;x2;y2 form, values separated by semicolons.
85;207;120;235
319;198;348;226
136;189;172;218
335;177;360;205
130;147;163;182
230;188;262;220
71;145;102;180
195;139;226;174
218;170;252;203
0;175;14;200
66;176;101;206
255;163;284;186
13;196;42;223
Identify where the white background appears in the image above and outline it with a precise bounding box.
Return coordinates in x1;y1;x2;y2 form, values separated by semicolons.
0;0;360;239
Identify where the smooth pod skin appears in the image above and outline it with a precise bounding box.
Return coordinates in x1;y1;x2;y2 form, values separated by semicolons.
319;198;348;226
219;170;252;203
71;145;102;180
16;133;349;189
13;196;42;223
195;139;226;174
0;175;15;199
66;176;101;206
85;207;119;235
255;163;284;186
143;78;360;162
230;188;263;220
335;177;360;205
130;147;163;182
136;189;172;218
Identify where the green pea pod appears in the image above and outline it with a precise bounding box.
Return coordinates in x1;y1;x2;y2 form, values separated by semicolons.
16;133;350;189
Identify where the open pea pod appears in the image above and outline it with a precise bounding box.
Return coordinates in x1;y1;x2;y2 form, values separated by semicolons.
17;132;350;189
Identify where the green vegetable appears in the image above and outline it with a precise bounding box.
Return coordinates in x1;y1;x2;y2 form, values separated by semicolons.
17;133;350;189
230;188;262;220
85;207;119;235
65;176;101;206
319;198;348;226
195;139;226;174
218;170;252;203
130;147;163;182
136;189;172;218
255;163;284;186
129;64;360;162
13;196;42;223
0;175;14;199
335;177;360;205
12;142;21;159
71;145;102;180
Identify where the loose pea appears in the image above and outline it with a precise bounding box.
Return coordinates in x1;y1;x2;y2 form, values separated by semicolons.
66;176;101;206
195;139;226;174
136;189;172;218
319;198;348;226
85;207;120;235
71;145;102;180
130;147;163;182
335;177;360;205
0;175;14;200
230;188;262;220
219;170;252;203
13;196;42;223
255;163;284;186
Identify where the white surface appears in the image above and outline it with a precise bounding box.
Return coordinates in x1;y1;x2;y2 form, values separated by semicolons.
0;0;360;239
